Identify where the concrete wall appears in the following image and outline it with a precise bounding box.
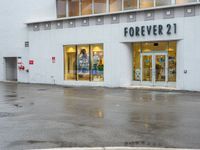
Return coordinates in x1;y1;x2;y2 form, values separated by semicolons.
0;0;56;82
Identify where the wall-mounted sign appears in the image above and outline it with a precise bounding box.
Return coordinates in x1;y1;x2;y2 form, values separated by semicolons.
17;57;22;64
124;23;177;37
52;57;56;63
25;41;29;47
29;60;34;65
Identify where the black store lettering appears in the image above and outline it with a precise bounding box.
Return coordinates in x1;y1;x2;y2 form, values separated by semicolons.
124;23;177;37
174;23;177;34
167;24;172;35
141;26;145;36
147;26;152;35
129;27;134;37
124;27;128;37
158;25;163;35
153;25;157;36
136;27;140;36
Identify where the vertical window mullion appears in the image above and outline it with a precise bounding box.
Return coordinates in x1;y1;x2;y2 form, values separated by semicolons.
122;0;124;11
79;0;82;16
89;45;92;81
76;45;78;81
137;0;140;9
154;0;156;7
66;0;68;17
106;0;109;13
92;0;95;14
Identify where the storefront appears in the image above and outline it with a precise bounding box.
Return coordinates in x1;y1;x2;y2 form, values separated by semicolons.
0;0;200;91
132;41;177;87
26;2;200;90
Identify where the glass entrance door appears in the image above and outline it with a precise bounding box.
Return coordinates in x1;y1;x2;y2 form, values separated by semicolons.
141;52;168;86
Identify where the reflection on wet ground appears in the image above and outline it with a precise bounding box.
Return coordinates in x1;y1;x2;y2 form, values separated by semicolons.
0;82;200;150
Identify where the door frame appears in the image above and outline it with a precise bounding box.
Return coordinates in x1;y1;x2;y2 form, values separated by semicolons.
4;57;18;81
140;51;168;86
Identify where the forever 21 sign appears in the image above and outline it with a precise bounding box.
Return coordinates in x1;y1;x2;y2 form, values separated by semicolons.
124;23;177;37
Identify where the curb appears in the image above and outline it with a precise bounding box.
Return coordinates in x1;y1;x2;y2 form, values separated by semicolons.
32;147;199;150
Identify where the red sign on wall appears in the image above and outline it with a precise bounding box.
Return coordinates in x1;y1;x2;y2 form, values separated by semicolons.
52;57;56;63
29;60;34;65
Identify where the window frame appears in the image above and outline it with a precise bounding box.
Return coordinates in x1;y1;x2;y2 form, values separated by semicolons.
64;44;104;82
58;0;199;18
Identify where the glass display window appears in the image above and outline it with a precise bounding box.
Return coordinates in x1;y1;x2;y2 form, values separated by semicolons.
81;0;92;15
168;42;176;82
124;0;137;10
77;45;90;81
109;0;122;12
91;44;104;82
133;43;141;81
142;42;168;53
94;0;107;14
68;0;80;17
64;46;77;80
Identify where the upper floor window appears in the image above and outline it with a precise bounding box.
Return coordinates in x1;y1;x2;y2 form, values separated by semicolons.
109;0;122;12
124;0;137;10
176;0;197;4
56;0;199;18
56;0;66;18
81;0;92;15
94;0;107;14
156;0;171;6
69;0;79;17
140;0;154;8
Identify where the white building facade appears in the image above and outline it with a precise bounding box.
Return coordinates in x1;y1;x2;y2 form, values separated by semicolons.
0;0;200;91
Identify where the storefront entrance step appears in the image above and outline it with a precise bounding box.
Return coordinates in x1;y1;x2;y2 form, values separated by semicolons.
124;86;177;91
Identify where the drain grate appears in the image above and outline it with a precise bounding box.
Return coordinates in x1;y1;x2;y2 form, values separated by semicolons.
5;95;17;98
124;141;163;147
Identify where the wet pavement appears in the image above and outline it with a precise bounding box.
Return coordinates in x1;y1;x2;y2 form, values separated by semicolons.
0;82;200;150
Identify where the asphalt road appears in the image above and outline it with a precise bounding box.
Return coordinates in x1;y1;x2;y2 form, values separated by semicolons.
0;82;200;150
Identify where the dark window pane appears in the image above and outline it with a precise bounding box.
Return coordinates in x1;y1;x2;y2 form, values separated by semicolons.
69;0;80;17
56;0;66;18
94;0;106;14
124;0;137;10
81;0;92;15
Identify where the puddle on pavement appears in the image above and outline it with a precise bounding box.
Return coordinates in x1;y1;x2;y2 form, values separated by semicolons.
8;140;82;148
0;112;15;118
37;89;48;91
